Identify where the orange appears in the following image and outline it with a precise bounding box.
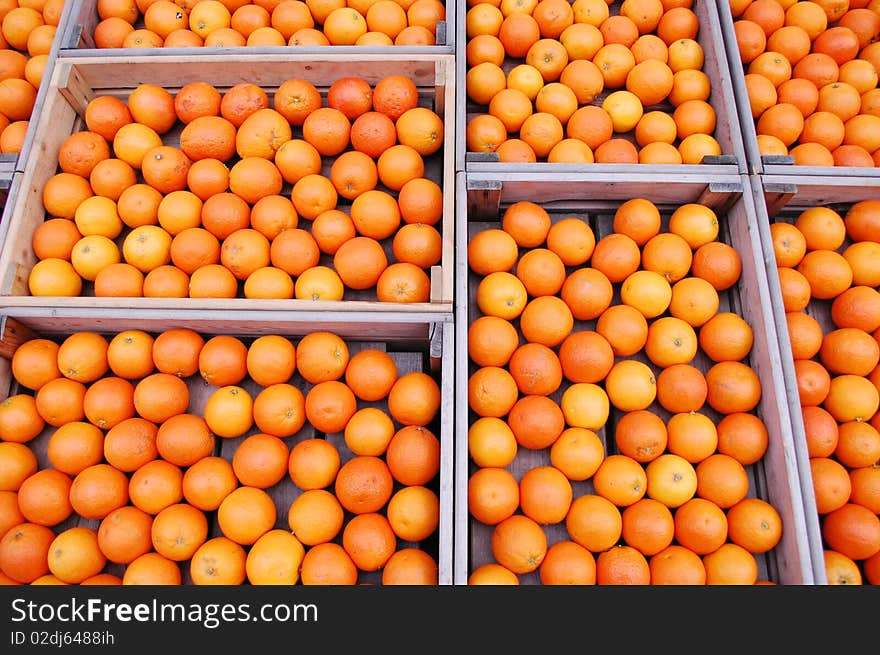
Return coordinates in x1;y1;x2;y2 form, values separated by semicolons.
97;505;153;565
216;486;276;546
189;536;247;586
850;466;880;515
559;267;613;322
288;438;340;491
468;562;519;585
649;544;706;584
122;552;181;585
823;502;880;561
539;540;597;585
69;463;129;520
508;342;563;397
542;218;594;268
557;330;614;385
596;544;651;585
468;417;517;470
150;502;209;562
514;247;565;297
491;514;548;574
385;425;440;486
46;527;106;584
565;493;622;554
645;453;698;508
386;485;439;542
802;405;840;459
604;358;658;412
593;453;648;507
334;455;394;515
243;529;305;586
656;362;707;414
835;421;880;469
546;426;602;482
614;409;667;463
518;465;573;525
705;360;762;415
811;456;853;515
506;394;566;450
0;395;44;444
820;327;879;377
128;459;184;516
203;385;254;439
620;269;673;318
797;249;854;300
299;542;358;585
703;542;759;585
694;452;749;510
621;497;675;557
726;497;784;554
16;469;72;527
287;489;344;546
644;315;698;368
824;549;862;585
673;496;728;555
231;433;290;489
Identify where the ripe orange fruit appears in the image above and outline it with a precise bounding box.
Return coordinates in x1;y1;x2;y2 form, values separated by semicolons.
300;542;358;585
593;453;648;507
217;486;276;546
508;394;567;449
673;497;728;555
645;453;698;508
182;456;237;512
822;501;880;562
539;540;597;585
97;505;153;565
621;497;675;557
518;465;573;525
491;514;548;574
596;544;651;585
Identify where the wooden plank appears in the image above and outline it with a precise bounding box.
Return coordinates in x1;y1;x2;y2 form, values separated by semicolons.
459;0;746;175
466;172;744;211
0;315;454;585
455;176;816;585
757;175;880;214
0;55;456;314
0;307;442;341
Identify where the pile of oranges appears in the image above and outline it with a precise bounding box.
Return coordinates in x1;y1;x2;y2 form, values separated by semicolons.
769;199;880;584
0;0;64;156
465;197;785;585
27;72;446;302
0;327;443;585
89;0;445;48
464;0;723;164
732;0;880;167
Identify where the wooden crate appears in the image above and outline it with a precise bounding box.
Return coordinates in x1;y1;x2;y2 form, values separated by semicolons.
0;54;455;314
456;0;748;175
751;175;880;585
453;172;820;585
57;0;455;54
0;308;455;585
716;0;880;178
